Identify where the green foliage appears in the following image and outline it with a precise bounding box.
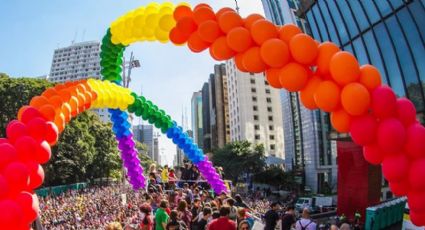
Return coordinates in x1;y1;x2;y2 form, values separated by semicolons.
211;141;266;182
253;166;297;189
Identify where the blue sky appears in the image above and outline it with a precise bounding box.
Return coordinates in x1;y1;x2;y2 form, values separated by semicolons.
0;0;264;165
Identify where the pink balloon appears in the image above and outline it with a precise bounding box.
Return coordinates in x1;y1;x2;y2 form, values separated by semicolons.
6;121;28;143
371;86;397;119
349;115;378;146
409;159;425;191
3;162;30;193
377;118;406;154
382;154;410;182
0;143;18;169
363;145;384;165
14;136;37;162
410;210;425;227
15;192;39;223
27;161;44;190
408;191;425;212
389;180;409;197
405;123;425;159
0;200;24;228
396;98;417;126
0;175;9;199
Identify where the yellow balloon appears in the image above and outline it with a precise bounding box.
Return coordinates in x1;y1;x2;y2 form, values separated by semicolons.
134;6;145;16
142;27;155;37
155;28;169;42
146;2;160;13
132;27;144;38
145;13;160;28
158;14;175;31
111;36;121;45
178;2;191;7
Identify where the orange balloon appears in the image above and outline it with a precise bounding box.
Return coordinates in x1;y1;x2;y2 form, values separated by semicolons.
260;38;290;68
61;103;72;122
331;109;352;133
244;14;264;29
234;53;248;72
341;83;371;116
193;6;216;25
76;93;86;112
30;96;50;109
194;3;212;11
198;20;223;43
359;64;382;91
279;62;309;92
242;47;267;73
173;5;193;21
216;7;235;18
250;20;278;45
314;81;341;112
210;36;236;61
54;113;65;133
300;75;322;109
58;89;72;102
54;84;66;91
176;17;197;35
289;34;318;65
330;51;360;86
75;84;86;95
64;81;75;88
316;42;340;76
38;104;56;121
188;32;210;53
279;24;302;44
69;96;79;117
41;88;58;98
218;11;243;34
170;27;189;45
265;68;282;88
226;27;253;52
48;96;63;110
83;92;92;110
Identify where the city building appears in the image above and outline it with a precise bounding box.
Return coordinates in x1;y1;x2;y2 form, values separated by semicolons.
201;82;212;152
262;0;337;193
133;124;155;161
48;41;110;122
153;136;160;164
226;59;284;159
191;91;203;149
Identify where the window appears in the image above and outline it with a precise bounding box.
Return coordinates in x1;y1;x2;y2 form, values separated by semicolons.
251;88;256;93
270;144;275;150
267;107;272;112
269;125;274;130
327;1;349;44
352;38;369;65
252;96;257;102
312;2;329;41
362;0;380;25
266;97;272;103
363;31;387;84
265;89;271;94
255;134;260;140
264;80;269;85
254;125;260;130
347;0;369;32
254;115;259;121
268;116;273;121
270;135;275;140
250;78;255;84
253;106;258;111
336;0;359;38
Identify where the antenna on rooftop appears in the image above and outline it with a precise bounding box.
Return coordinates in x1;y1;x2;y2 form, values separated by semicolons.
81;29;86;42
71;30;78;45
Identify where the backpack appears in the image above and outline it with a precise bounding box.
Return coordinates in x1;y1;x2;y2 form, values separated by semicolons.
298;220;313;230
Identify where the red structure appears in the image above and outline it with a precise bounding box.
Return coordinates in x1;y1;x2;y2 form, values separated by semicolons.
337;141;382;222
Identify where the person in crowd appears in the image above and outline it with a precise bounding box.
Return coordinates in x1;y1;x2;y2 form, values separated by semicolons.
295;208;317;230
207;206;237;230
140;203;154;230
264;202;280;230
149;164;157;175
234;194;249;209
330;225;339;230
236;208;254;228
281;206;296;230
161;165;169;189
169;168;177;190
197;207;212;230
106;222;123;230
180;163;191;186
190;198;202;228
155;200;170;230
226;198;238;222
340;223;351;230
238;220;250;230
177;200;193;228
212;210;220;220
166;210;187;230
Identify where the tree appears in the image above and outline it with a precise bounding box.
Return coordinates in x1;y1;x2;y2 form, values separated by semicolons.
211;141;266;183
135;141;156;170
253;166;297;190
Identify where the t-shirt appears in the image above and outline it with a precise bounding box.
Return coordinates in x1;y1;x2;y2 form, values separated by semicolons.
197;219;208;230
264;210;279;230
295;218;317;230
281;214;296;230
155;208;169;230
140;216;154;230
208;217;236;230
161;169;169;183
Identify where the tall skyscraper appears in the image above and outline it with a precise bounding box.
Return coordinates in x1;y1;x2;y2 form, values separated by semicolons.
191;91;203;149
262;0;337;193
201;82;212;152
133;124;156;161
226;60;284;159
49;41;110;122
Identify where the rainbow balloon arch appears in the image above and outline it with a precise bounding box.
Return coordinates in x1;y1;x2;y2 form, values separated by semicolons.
0;2;424;228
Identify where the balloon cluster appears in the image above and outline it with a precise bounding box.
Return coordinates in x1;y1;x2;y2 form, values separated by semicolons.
0;80;98;228
110;2;178;45
86;79;134;110
168;3;425;225
110;109;145;190
100;30;126;82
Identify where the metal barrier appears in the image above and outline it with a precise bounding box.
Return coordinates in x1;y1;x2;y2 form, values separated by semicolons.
35;183;88;197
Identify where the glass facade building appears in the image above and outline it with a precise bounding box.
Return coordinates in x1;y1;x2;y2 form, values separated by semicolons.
303;0;425;123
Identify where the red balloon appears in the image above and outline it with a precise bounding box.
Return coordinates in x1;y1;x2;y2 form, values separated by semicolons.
27;117;47;142
349;115;378;146
409;210;425;226
408;191;425;212
45;122;59;145
405;123;425;160
0;175;8;199
35;141;51;164
0;138;8;144
226;27;253;53
170;27;189;45
218;11;243;34
198;20;222;43
176;17;197;36
371;86;397;119
363;145;384;165
19;106;42;124
210;36;236;61
188;32;210;53
389;180;409;197
265;68;282;88
377;118;406;154
382;154;410;182
14;136;37;162
242;47;267;73
15;192;39;223
250;19;278;45
0;143;18;170
27;161;44;190
0;200;24;228
408;159;425;191
6;120;28;143
193;6;216;25
173;5;193;21
260;38;290;68
396;98;417;126
3;162;30;193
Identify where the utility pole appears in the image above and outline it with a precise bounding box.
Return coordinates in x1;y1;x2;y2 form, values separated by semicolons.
234;0;240;14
